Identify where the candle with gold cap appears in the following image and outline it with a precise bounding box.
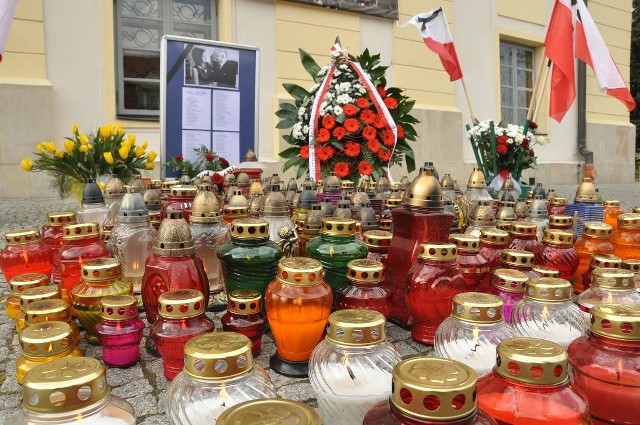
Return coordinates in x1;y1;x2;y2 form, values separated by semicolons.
217;399;321;425
450;235;489;292
500;249;541;281
577;268;640;325
612;213;640;260
621;258;640;291
534;229;579;281
24;298;80;343
580;253;622;292
1;228;52;284
15;285;61;333
574;221;615;294
490;269;528;323
42;212;76;285
507;221;541;253
603;200;624;230
6;273;48;320
95;295;145;367
220;289;267;356
161;184;198;222
334;259;391;317
478;228;509;293
363;230;392;266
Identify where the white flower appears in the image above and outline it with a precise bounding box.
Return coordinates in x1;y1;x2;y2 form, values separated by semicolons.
333;105;343;116
339;64;349;70
334;70;342;77
536;135;548;145
318;66;330;76
358;86;367;94
292;122;304;140
515;134;525;144
336;93;353;105
298;107;307;119
302;125;309;135
480;121;490;130
309;83;320;93
324;92;333;101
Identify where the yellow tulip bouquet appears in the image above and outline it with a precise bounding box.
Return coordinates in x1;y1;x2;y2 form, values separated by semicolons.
21;123;157;198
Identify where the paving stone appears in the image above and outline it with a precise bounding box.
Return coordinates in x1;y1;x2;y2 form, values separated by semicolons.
126;393;160;417
0;393;22;410
276;381;316;403
112;379;154;399
144;358;170;391
0;408;17;424
156;390;167;414
138;414;170;425
107;364;145;387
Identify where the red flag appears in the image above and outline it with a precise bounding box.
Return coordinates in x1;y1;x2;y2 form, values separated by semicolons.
0;0;18;62
399;8;463;81
575;0;636;111
545;0;576;122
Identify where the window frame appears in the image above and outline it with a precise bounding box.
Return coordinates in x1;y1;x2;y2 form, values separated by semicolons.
499;41;535;126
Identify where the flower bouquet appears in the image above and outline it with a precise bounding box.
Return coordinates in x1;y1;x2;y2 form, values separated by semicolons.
20;123;157;198
277;43;418;182
164;145;229;179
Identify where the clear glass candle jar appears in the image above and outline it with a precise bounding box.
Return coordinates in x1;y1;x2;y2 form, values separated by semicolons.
110;187;157;294
161;184;198;222
334;259;391;318
9;357;135;425
16;321;84;385
435;292;515;378
507;221;541;253
266;257;333;377
511;278;584;348
478;228;510;293
407;243;466;345
15;285;61;333
95;295;145;368
166;332;276;425
262;184;297;243
307;218;369;291
451;235;489;292
534;229;579;281
221;289;267;356
574;221;614;294
363;357;496;425
217;399;321;425
577;267;640;325
621;258;640;291
150;289;215;380
500;249;541;282
142;211;209;324
297;204;324;257
24;298;80;343
363;230;392;267
581;253;622;293
58;223;110;304
6;273;48;320
72;258;133;344
490;268;528;323
568;304;640;425
612;213;640;260
309;309;401;425
603;200;624;230
75;179;110;226
1;228;52;284
477;338;590;425
217;218;283;298
42;212;76;285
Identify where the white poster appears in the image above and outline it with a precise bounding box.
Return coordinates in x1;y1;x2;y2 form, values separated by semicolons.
182;87;212;130
182;130;211;162
212;132;240;165
211;90;240;132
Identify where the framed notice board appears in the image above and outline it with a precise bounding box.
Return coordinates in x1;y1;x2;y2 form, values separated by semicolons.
160;35;259;178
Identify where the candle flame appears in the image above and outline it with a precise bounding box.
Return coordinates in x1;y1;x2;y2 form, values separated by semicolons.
343;354;356;381
329;245;334;258
296;296;302;313
132;260;139;270
78;256;83;266
472;326;480;340
22;250;29;265
617;359;623;381
219;384;228;406
541;305;549;321
607;292;613;303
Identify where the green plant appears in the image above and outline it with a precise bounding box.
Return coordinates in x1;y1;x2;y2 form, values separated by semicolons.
163;145;229;179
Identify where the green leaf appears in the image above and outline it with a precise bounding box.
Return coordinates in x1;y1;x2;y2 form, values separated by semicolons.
282;83;310;102
276;117;298;129
299;49;321;79
296;163;309;179
279;146;300;159
282;156;303;173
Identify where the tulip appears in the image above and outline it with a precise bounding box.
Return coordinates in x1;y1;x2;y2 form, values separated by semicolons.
63;140;74;153
141;141;149;149
116;123;124;138
145;162;155;170
98;182;106;190
44;141;56;153
103;152;114;164
135;146;145;157
71;123;79;135
79;133;90;145
99;125;112;139
20;158;32;171
36;143;47;154
54;149;64;158
79;144;91;153
128;134;136;145
118;145;130;160
147;151;157;163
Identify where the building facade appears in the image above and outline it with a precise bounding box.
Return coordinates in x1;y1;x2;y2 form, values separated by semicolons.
0;0;634;197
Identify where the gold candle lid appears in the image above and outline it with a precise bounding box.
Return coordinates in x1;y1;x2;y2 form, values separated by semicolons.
171;185;197;196
158;289;205;319
466;167;486;189
480;228;509;245
378;218;392;231
501;249;534;268
592;268;635;290
391;358;478;421
227;289;262;315
161;180;179;191
81;257;121;281
321;218;356;236
582;222;612;238
604;200;620;207
341;180;354;189
100;295;139;321
10;273;49;295
496;222;513;232
183;332;254;380
590;304;640;341
452;292;504;323
223;205;249;218
326;309;386;345
492;269;528;293
618;213;640;229
450;235;480;253
549;197;567;205
495;338;568;385
417;243;457;261
542;229;574;245
62;223;100;240
276;257;324;286
230;218;269;239
621;259;640;273
362;230;392;248
20;286;61;310
19;321;77;357
510;221;537;237
590;253;622;269
4;228;42;246
532;266;560;278
22;357;107;413
47;212;76;227
25;299;71;324
346;259;384;284
217;399;321;425
524;278;571;302
548;215;573;227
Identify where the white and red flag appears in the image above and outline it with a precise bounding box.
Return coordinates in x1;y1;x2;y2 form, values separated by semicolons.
574;0;636;111
544;0;576;122
0;0;18;62
399;8;463;81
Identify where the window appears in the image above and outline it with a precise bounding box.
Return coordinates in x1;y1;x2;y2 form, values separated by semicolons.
499;42;534;126
115;0;216;118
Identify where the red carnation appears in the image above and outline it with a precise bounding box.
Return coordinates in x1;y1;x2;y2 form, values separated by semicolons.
529;120;538;130
358;161;373;176
211;173;224;185
317;146;334;162
205;153;215;162
376;86;387;97
344;118;361;133
360;109;376;125
300;145;309;159
316;128;331;143
373;115;386;129
377;149;392;162
397;124;405;139
529;149;535;157
333;126;346;141
497;135;508;145
344;142;361;157
367;138;381;153
383;97;398;109
176;154;184;162
362;125;377;141
219;157;229;168
356;97;370;109
381;129;395;147
343;104;358;117
496;143;508;155
522;139;530;149
334;162;350;178
322;115;336;130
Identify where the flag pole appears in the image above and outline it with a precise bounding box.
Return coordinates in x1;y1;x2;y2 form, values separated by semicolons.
460;77;477;124
532;62;552;122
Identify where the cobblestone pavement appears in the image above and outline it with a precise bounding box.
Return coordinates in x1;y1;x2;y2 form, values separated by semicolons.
0;182;637;423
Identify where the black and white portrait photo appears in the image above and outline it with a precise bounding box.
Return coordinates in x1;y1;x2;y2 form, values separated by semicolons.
184;45;239;89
